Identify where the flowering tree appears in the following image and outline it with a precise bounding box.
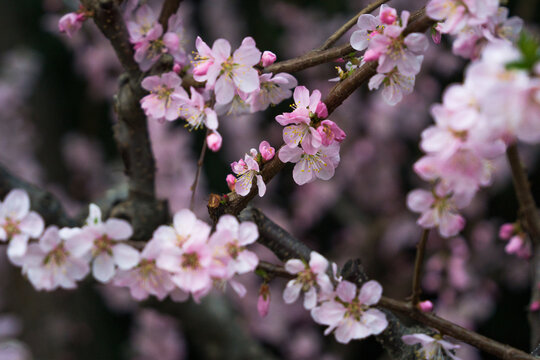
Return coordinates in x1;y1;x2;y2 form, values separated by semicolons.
1;0;540;359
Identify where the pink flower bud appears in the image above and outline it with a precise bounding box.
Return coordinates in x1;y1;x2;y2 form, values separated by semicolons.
363;49;381;62
259;141;275;161
380;7;397;25
505;235;524;255
257;284;271;318
207;131;222;152
315;101;328;119
432;23;443;45
226;174;236;191
261;51;277;67
417;300;433;312
531;300;540;312
173;63;182;74
498;223;514;240
58;12;85;38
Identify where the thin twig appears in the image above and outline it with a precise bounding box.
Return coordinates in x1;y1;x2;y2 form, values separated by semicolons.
190;130;209;210
411;229;429;305
379;297;536;360
317;0;390;51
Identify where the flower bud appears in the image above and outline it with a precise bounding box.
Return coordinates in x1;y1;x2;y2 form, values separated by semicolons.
417;300;433;312
257;284;271;318
380;7;397;25
226;174;236;191
259;141;275;161
207;131;222;152
261;51;277;67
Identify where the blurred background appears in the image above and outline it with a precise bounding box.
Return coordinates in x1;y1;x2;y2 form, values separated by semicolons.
0;0;540;359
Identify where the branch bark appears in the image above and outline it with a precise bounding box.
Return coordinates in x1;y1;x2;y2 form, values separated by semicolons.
158;0;183;32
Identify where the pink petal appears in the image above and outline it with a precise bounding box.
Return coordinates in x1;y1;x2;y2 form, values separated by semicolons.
407;189;434;212
230;279;247;297
336;280;357;303
233;67;260;94
216;214;239;234
65;230;95;257
2;189;30;220
303;287;318;310
309;251;328;274
283;280;302;304
238;222;258;245
173;209;197;235
256;175;266;197
7;234;29;263
112;243;140;270
212;39;232;61
278;146;303;163
39;226;60;253
402;333;435;346
335;318;370;343
233;43;261;67
285;259;305;274
311;300;346;326
93;253;116;282
104;219;133;240
215;76;235;104
361;308;388;334
293;86;310;108
19;212;44;238
235;250;258;273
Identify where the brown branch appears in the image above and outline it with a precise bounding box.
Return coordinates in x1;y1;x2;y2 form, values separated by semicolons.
158;0;183;32
411;229;429;305
380;297;536;360
190;130;209;210
317;0;390;51
506;143;540;349
209;9;433;221
256;261;295;280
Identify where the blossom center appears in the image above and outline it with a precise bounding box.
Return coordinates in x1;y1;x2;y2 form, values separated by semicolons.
182;252;200;269
3;217;21;238
94;235;113;255
44;244;68;266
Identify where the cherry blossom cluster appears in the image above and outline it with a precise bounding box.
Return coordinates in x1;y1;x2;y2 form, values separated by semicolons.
426;0;523;59
0;189;260;300
58;6;90;38
408;41;540;238
227;141;275;197
277;86;345;186
349;5;429;105
273;252;388;344
126;4;187;71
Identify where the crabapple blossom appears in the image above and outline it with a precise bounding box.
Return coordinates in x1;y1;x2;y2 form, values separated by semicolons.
249;72;297;112
0;189;44;264
282;251;333;310
311;280;388;344
113;237;175;301
350;7;383;51
58;12;86;38
140;72;187;122
231;153;266;197
407;186;466;238
126;4;159;44
192;37;261;104
206;131;222;152
368;69;416;106
65;204;140;283
258;141;275;161
22;226;89;291
317;120;346;146
209;215;259;277
279;142;341;186
178;87;218;130
261;51;277;67
402;333;461;360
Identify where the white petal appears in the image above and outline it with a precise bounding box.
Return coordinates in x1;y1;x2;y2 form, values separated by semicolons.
93;253;116;282
104;219;133;240
19;212;44;238
283;280;302;304
2;189;30;220
112;243;140;270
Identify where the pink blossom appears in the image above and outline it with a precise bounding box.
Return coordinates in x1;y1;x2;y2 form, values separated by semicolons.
261;51;277;67
58;12;86;38
311;280;388;344
208;214;259;277
249;72;297;112
0;189;44;264
165;14;188;67
226;174;236;191
259;141;275;161
113;238;175;300
504;234;531;259
22;226;90;291
402;333;461;359
231;154;266;197
258;284;271;317
350;10;382;51
531;301;540;312
279;143;341;185
283;252;333;310
407;187;466;238
317;120;346;146
193;37;261;104
368;69;416;106
65;204;140;283
126;5;159;43
178;87;218;130
206;131;222;152
363;49;381;62
427;0;469;34
133;25;165;71
275;86;322;126
141;72;187;122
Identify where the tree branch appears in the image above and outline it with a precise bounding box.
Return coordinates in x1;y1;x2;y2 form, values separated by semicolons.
506;143;540;348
